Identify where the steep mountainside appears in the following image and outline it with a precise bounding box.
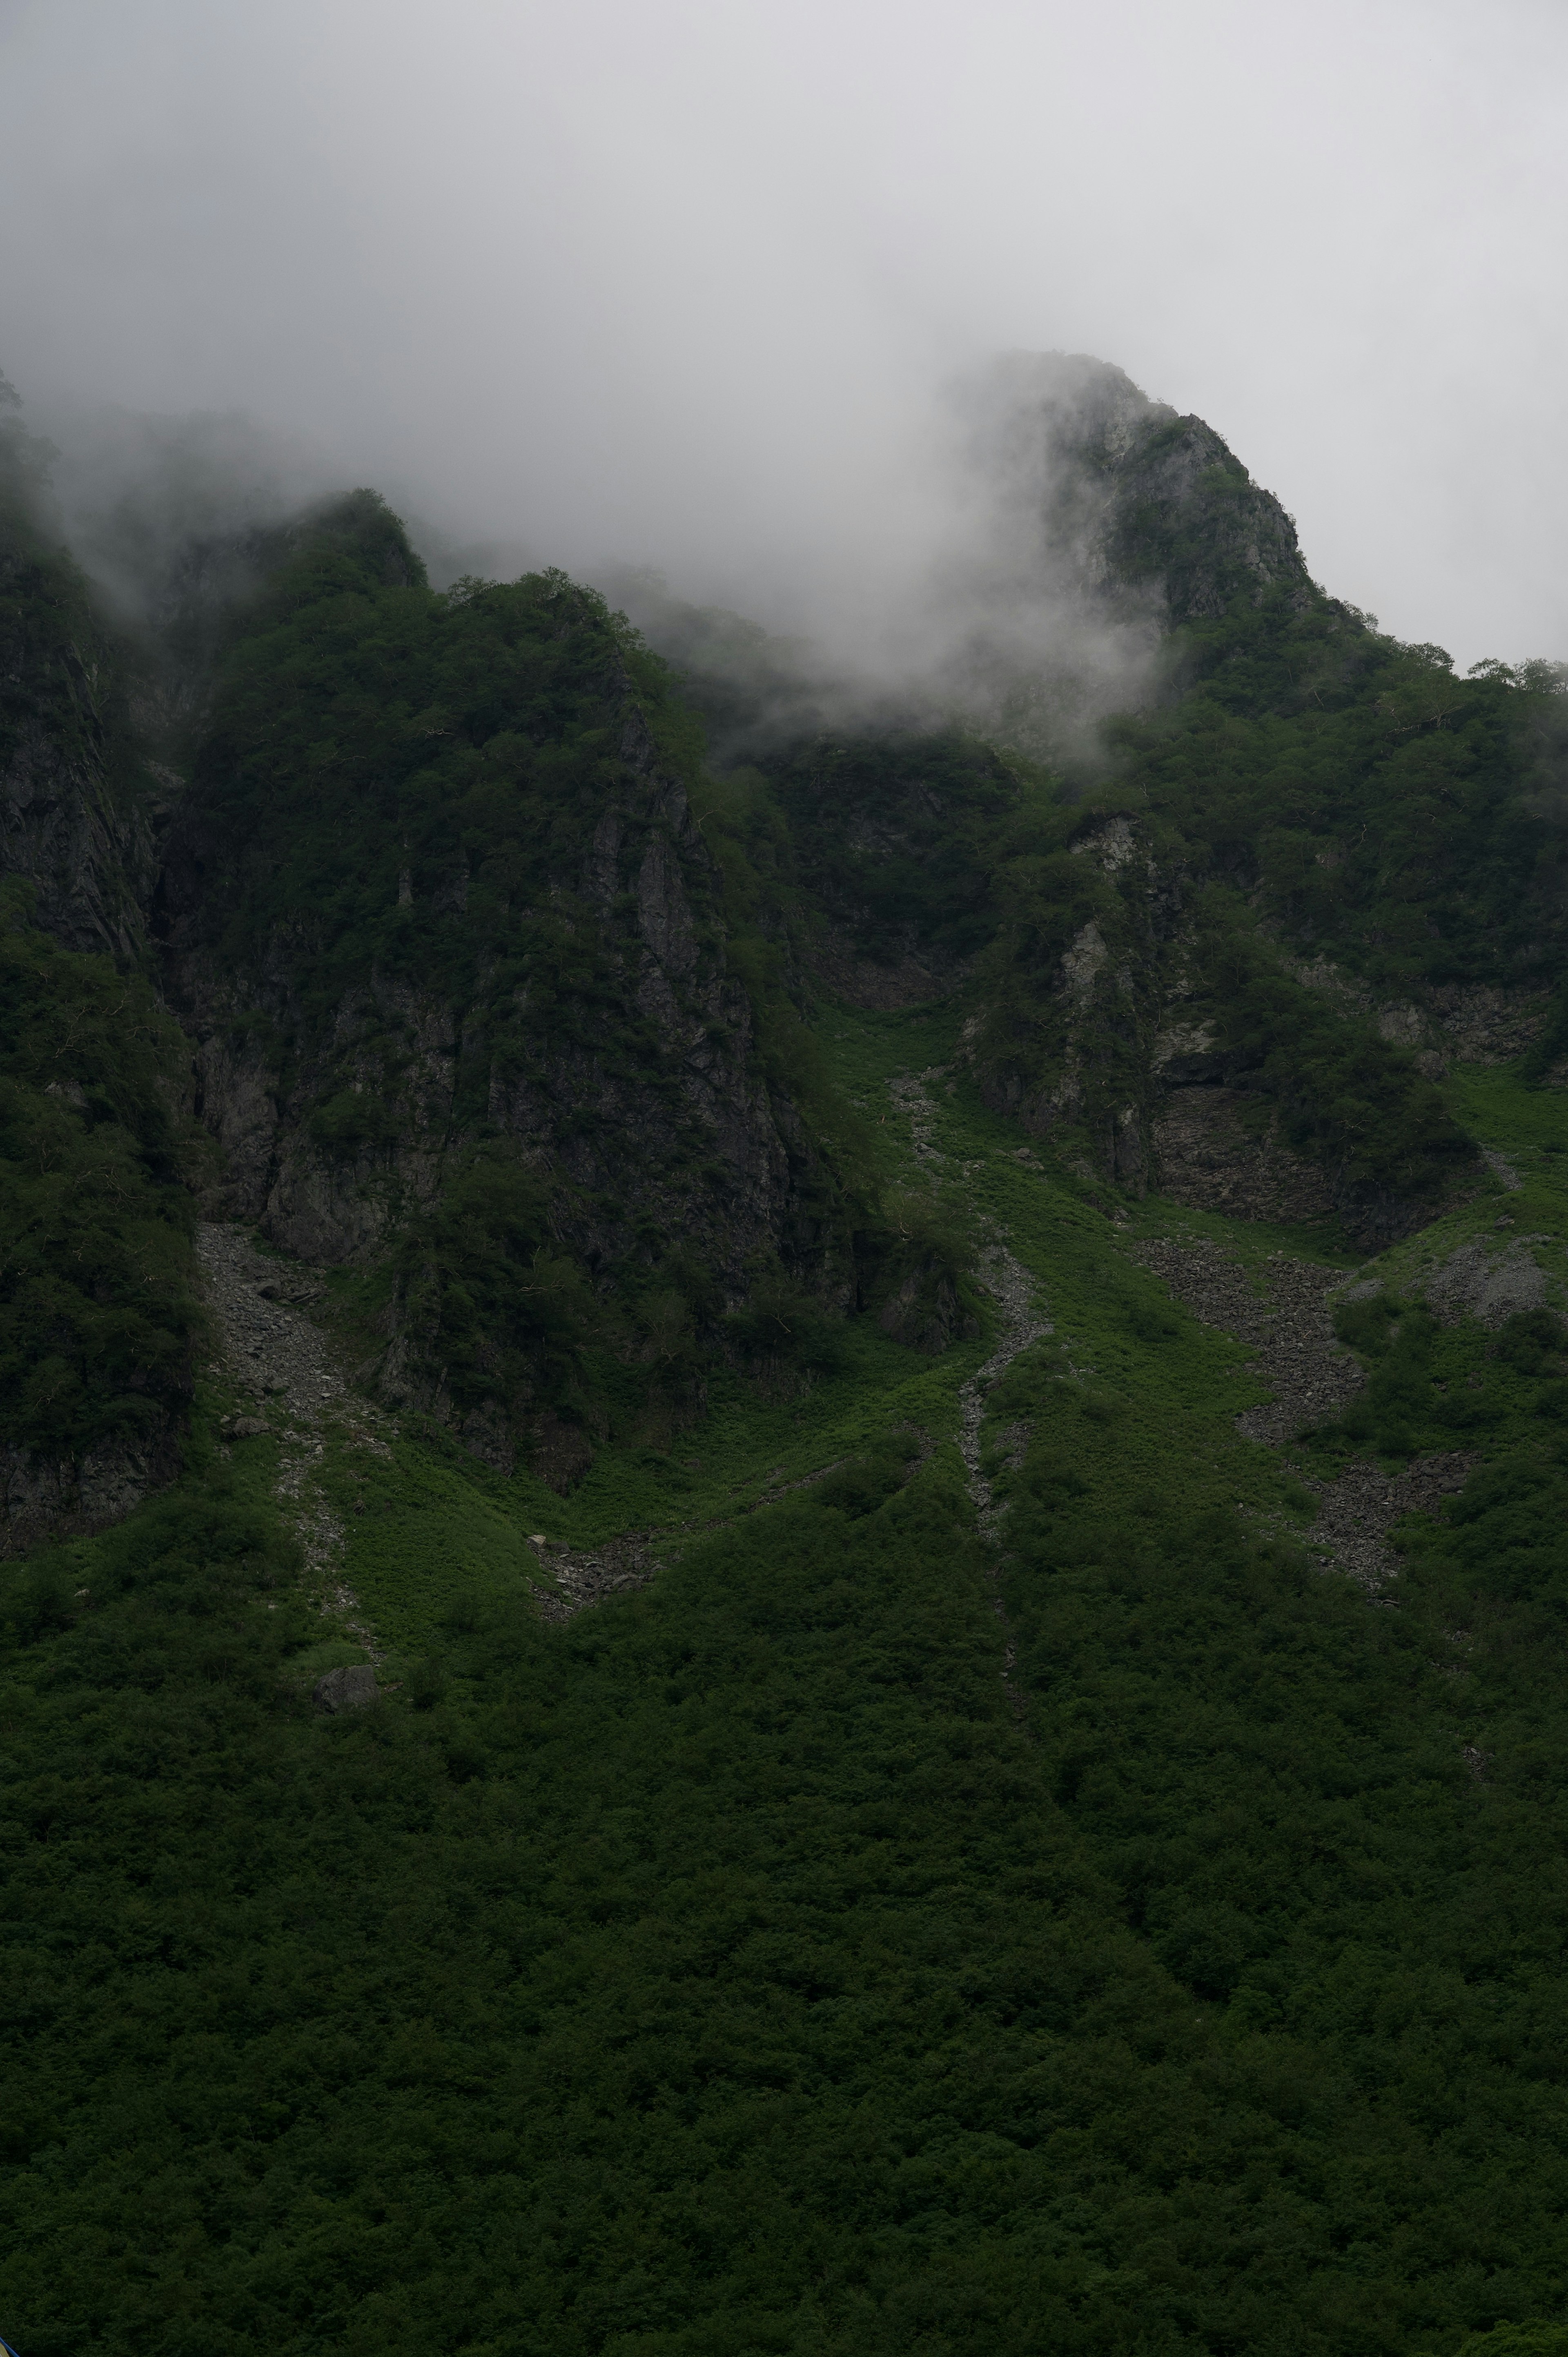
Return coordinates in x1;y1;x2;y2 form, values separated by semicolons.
0;379;161;961
153;499;873;1477
4;357;1568;2357
0;384;204;1554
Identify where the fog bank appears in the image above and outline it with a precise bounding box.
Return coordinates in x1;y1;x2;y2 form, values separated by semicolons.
2;0;1565;672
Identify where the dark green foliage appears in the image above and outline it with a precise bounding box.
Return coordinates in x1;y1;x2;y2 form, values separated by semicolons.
8;396;1568;2352
1407;1442;1568;1612
1494;1306;1568;1378
180;512;967;1420
1102;420;1308;624
0;405;161;969
1449;2326;1568;2357
968;832;1478;1218
1334;1290;1402;1357
0;886;200;1463
383;1141;595;1421
3;990;1568;2352
861;1182;983;1350
1185;900;1479;1208
178;531;637;1013
761;731;1020;966
9;1331;1568;2352
166;514;888;1440
1520;977;1568;1086
722;1263;851;1378
979;1340;1568;2351
1125;611;1568;997
1307;1304;1568;1470
815;1429;920;1516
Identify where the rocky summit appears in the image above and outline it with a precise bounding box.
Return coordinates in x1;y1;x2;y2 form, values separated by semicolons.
2;357;1567;2357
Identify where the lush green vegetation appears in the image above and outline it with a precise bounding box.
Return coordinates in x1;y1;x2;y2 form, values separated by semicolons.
757;731;1021;966
4;1011;1568;2354
1126;592;1568;998
675;595;1562;1226
184;511;627;1011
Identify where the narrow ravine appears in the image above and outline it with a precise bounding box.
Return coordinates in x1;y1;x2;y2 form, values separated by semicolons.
956;1237;1054;1710
956;1240;1054;1540
889;1069;1053;1707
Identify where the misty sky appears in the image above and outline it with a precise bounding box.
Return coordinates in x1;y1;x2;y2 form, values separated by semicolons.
1;0;1565;669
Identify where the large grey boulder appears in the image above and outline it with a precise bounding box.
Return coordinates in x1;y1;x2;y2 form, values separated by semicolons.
313;1664;378;1714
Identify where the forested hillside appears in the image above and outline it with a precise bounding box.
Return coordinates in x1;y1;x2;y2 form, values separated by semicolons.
2;357;1568;2357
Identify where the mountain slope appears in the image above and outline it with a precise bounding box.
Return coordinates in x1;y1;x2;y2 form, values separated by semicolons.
2;357;1568;2355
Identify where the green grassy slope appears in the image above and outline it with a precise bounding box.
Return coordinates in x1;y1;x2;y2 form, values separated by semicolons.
4;995;1567;2354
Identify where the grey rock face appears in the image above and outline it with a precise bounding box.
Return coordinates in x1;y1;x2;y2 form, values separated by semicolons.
154;639;838;1487
1103;411;1309;624
313;1664;379;1713
165;664;808;1296
1424;1237;1548;1328
0;540;157;960
0;1421;183;1559
966;807;1476;1243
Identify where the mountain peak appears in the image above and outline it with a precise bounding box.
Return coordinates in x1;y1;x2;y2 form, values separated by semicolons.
964;348;1311;627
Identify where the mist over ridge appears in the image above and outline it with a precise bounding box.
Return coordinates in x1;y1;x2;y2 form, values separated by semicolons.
24;346;1329;774
4;0;1566;680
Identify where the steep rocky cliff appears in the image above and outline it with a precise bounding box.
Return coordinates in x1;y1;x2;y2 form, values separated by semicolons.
154;501;861;1474
633;356;1556;1245
0;386;204;1554
960;805;1481;1246
0;387;161;963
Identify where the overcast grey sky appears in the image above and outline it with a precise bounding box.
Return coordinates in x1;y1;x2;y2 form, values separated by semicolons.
1;0;1564;667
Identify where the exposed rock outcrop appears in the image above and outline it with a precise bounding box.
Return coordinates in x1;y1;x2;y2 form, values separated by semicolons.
0;1420;185;1560
1423;1234;1550;1328
0;526;157;959
313;1663;379;1713
965;807;1479;1242
161;683;806;1293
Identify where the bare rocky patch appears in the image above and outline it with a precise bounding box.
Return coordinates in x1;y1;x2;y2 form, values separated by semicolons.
1153;1089;1339;1228
1129;1234;1466;1594
1128;1238;1363;1442
960;1239;1053;1711
1423;1231;1548;1327
526;1532;661;1621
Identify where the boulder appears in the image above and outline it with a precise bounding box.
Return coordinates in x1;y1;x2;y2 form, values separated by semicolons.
313;1664;378;1713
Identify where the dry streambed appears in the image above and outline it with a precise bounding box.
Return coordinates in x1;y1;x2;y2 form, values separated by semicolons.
887;1068;1055;1707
